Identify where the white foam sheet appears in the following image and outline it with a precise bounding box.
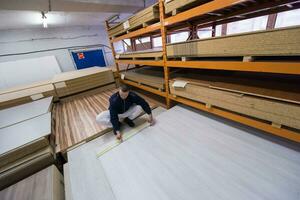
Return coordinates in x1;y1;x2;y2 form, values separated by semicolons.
0;112;51;155
0;97;53;129
68;106;300;200
0;56;61;89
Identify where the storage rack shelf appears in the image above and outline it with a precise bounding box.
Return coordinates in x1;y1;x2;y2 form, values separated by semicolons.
106;0;300;143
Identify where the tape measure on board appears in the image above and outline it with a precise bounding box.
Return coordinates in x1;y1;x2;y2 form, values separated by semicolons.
96;122;150;158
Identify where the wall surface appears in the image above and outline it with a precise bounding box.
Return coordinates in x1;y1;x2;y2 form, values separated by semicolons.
0;25;114;72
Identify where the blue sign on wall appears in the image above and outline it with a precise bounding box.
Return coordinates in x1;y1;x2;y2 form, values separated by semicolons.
71;49;106;70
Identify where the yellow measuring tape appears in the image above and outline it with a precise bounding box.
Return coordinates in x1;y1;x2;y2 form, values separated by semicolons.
96;122;150;158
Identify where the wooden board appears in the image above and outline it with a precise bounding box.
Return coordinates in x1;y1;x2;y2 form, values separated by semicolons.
67;107;166;200
167;26;300;58
0;97;53;129
172;74;300;105
164;0;212;15
67;105;300;200
108;3;159;37
0;112;52;156
121;67;165;90
116;48;163;59
169;79;300;130
64;164;73;200
0;165;64;200
0;83;55;110
52;67;115;98
53;88;157;153
0;146;54;190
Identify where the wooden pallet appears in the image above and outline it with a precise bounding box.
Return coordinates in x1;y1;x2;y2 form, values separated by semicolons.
167;26;300;58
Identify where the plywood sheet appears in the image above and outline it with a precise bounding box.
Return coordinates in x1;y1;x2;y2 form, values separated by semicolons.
0;165;63;200
0;113;51;156
0;56;61;90
116;48;162;59
0;97;53;129
164;0;211;14
121;67;165;90
167;26;300;57
170;79;300;130
68;105;300;200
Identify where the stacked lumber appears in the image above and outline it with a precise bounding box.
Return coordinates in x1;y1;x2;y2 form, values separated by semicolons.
164;0;212;15
0;80;55;110
0;165;64;200
121;67;165;90
52;67;114;98
0;98;54;189
108;3;159;37
167;26;300;58
169;75;300;130
116;48;163;60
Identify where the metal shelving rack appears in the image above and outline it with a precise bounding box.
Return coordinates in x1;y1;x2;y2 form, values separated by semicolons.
105;0;300;143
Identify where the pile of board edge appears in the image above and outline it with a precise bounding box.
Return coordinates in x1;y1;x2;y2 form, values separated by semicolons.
0;67;115;110
52;67;115;98
164;0;212;15
167;26;300;58
108;3;159;38
121;67;166;90
0;97;55;190
169;75;300;131
116;48;163;60
0;165;64;200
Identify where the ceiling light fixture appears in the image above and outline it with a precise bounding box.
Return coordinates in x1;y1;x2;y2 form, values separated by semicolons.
42;12;48;28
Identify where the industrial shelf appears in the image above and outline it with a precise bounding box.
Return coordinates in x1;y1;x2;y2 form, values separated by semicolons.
116;60;164;67
121;79;167;97
169;95;300;143
106;0;300;143
166;61;300;75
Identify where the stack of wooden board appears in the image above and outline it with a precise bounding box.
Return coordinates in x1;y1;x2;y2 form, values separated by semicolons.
164;0;212;15
0;97;54;189
116;48;163;60
0;165;64;200
0;80;55;110
108;3;159;37
169;74;300;131
167;26;300;58
52;67;115;98
121;67;165;90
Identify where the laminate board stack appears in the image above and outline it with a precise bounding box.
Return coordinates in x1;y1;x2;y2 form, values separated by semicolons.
108;3;159;37
67;105;300;200
167;26;300;58
0;98;54;189
169;75;300;131
116;48;163;60
0;80;55;110
52;67;115;98
164;0;212;15
121;67;165;90
0;165;64;200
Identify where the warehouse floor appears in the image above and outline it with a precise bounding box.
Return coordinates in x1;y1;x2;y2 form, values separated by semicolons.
65;105;300;200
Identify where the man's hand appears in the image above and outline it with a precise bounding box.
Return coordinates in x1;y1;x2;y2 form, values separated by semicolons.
147;114;155;126
116;131;123;141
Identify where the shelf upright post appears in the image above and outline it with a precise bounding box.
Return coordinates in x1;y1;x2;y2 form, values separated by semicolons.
105;20;120;77
159;0;171;108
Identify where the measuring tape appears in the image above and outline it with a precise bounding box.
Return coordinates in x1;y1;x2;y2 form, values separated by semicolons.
96;122;150;158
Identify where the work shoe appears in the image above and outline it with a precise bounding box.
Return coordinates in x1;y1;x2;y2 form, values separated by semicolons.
124;117;135;127
113;122;122;135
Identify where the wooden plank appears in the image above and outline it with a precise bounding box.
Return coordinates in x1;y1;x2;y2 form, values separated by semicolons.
167;26;300;58
0;165;64;200
169;79;300;130
164;0;212;15
117;48;163;59
0;97;53;129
